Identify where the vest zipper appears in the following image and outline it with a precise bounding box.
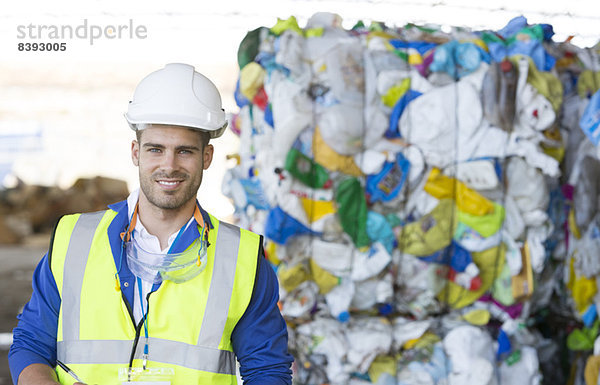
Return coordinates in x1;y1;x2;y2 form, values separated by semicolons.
127;291;154;369
128;314;146;369
120;290;136;326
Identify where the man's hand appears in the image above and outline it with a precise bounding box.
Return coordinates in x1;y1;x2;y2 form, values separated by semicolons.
17;363;89;384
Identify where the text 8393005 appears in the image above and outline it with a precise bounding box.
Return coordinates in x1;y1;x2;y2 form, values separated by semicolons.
18;42;67;51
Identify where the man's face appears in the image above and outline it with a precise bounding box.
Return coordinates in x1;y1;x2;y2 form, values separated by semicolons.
131;124;213;211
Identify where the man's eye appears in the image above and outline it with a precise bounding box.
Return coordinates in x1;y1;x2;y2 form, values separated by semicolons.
149;148;161;153
179;150;192;155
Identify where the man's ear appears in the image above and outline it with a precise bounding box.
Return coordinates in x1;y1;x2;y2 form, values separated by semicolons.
131;140;140;166
203;144;214;170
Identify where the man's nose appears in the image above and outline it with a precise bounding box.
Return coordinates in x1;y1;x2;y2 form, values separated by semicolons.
160;150;177;170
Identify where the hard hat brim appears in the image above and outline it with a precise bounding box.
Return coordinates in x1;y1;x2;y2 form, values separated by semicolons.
124;113;228;139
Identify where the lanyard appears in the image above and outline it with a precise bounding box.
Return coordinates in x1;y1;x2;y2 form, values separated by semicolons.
136;276;150;369
135;221;187;370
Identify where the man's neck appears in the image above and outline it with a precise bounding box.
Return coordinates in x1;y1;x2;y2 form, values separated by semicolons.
136;197;196;250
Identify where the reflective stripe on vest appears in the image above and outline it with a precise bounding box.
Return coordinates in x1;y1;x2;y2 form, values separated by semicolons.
61;211;106;343
197;221;239;348
55;211;253;376
57;338;235;374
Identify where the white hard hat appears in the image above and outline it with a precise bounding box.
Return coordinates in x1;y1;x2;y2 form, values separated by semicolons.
125;63;228;138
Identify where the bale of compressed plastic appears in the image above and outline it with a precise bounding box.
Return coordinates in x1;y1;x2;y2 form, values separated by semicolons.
224;13;600;385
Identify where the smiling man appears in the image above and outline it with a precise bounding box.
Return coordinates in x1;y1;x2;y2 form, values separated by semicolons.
9;63;293;385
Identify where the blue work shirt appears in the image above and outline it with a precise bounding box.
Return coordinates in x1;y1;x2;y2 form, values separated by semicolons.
9;200;293;385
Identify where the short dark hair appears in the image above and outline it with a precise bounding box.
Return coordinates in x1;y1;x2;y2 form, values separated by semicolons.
135;125;211;148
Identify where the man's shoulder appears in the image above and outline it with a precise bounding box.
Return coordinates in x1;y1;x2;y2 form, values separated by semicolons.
54;201;127;237
56;208;112;224
213;217;262;238
58;200;126;221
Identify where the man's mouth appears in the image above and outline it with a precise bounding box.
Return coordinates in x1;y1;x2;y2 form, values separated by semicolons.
157;180;183;189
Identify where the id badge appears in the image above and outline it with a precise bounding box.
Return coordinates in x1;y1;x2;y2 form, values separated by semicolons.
118;367;175;384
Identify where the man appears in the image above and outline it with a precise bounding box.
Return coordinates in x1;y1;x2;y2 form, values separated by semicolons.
9;63;293;384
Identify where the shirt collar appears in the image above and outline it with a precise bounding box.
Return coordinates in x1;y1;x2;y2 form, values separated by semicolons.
109;189;214;231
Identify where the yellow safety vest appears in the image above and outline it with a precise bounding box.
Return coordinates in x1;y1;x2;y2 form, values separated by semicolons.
49;209;260;385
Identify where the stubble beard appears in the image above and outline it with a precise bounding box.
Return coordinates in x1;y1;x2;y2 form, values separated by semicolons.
140;170;202;210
